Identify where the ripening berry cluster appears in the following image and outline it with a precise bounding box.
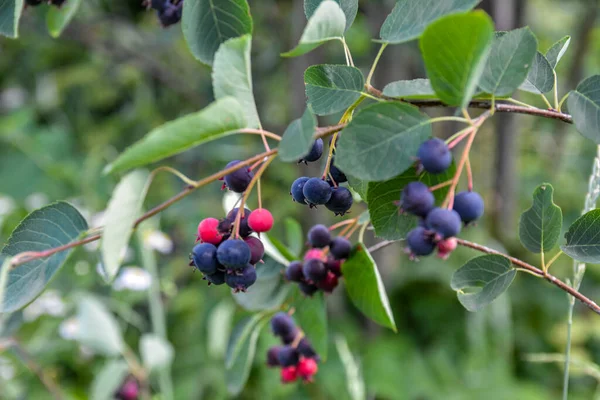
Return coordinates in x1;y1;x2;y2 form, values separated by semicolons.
285;224;350;296
25;0;66;7
145;0;183;27
267;312;319;384
290;139;353;215
400;138;484;258
190;207;274;292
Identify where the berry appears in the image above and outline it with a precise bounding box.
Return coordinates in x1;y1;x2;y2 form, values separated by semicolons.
25;0;43;6
223;160;254;193
205;270;226;286
216;240;251;270
225;264;257;292
285;261;304;282
267;346;282;367
300;139;323;163
304;248;325;261
302;178;332;206
316;271;339;293
418;138;452;174
146;0;166;11
326;258;343;277
223;208;253;237
453;191;484;224
282;327;300;345
277;346;300;367
49;0;67;6
328;159;347;184
437;237;458;260
297;338;319;360
116;378;139;400
197;218;223;245
303;259;328;283
425;208;462;239
158;2;183;27
271;312;296;337
307;224;331;248
400;182;435;217
244;237;265;264
247;208;274;233
329;237;351;259
298;281;319;296
325;187;353;216
191;243;219;275
291;177;310;204
281;366;298;383
406;227;435;256
297;358;319;380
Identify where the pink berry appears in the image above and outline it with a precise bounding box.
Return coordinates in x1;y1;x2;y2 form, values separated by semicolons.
247;208;274;233
281;366;298;383
437;237;457;253
197;218;223;245
304;249;325;262
297;358;318;381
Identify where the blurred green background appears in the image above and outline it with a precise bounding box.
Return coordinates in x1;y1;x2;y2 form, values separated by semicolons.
0;0;599;398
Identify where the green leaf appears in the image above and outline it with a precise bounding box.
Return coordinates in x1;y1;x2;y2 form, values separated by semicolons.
225;316;269;396
518;183;562;253
342;243;396;331
181;0;253;65
284;218;303;257
0;0;23;38
382;79;436;99
75;295;124;356
140;334;174;373
451;255;516;312
304;64;365;116
282;1;345;58
304;0;357;31
101;170;149;282
90;360;129;400
519;51;554;94
232;257;290;311
545;35;570;69
420;11;494;108
0;257;11;316
336;102;431;181
212;35;260;128
347;175;368;200
479;27;537;97
561;209;600;263
0;202;88;313
104;97;246;174
567;75;600;144
267;236;297;263
335;336;366;400
225;313;266;368
46;0;82;38
278;107;317;162
379;0;479;44
293;290;328;359
366;165;455;240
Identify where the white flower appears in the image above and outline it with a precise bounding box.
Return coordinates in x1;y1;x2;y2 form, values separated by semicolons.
59;317;80;340
23;290;66;322
24;192;49;211
144;230;174;254
113;267;152;291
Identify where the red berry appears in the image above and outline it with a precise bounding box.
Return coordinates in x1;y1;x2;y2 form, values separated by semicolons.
197;218;223;245
281;366;298;383
437;237;457;259
317;271;339;293
247;208;274;233
304;249;325;262
297;358;318;380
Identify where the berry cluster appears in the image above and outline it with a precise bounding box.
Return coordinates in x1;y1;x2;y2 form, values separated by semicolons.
285;224;350;296
145;0;183;27
190;206;273;292
400;139;484;258
25;0;66;7
267;312;319;383
115;377;139;400
290;139;353;215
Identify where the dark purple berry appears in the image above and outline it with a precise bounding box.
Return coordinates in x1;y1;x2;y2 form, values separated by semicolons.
267;346;282;367
205;270;226;286
25;0;43;6
146;0;166;11
308;224;331;248
191;243;219;275
425;208;462;239
244;236;265;264
298;281;319;296
303;259;328;282
328;159;347;184
225;264;257;292
453;191;484;224
49;0;67;6
400;182;435;217
222;208;253;237
282;327;300;345
299;139;323;163
325;187;353;216
329;237;351;259
216;240;251;270
406;227;435;256
302;178;332;206
277;346;300;367
297;338;319;361
290;177;310;204
285;261;304;282
326;258;342;276
418;138;452;174
158;1;183;27
271;312;296;337
223;160;254;193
